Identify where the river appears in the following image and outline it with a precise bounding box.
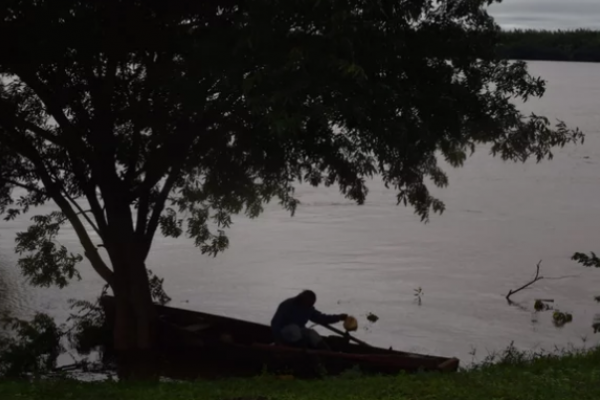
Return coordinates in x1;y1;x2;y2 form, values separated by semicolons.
1;61;600;365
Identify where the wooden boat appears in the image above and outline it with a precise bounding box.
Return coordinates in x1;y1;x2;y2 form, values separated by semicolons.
99;296;459;379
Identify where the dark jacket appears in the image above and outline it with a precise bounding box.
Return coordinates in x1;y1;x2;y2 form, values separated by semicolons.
270;297;344;342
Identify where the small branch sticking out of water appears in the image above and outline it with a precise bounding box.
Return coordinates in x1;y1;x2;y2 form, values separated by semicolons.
506;260;544;302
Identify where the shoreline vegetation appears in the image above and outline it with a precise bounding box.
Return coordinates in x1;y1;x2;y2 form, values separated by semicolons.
1;344;600;399
499;29;600;63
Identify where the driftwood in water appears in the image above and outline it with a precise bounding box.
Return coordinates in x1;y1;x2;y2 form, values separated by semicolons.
506;260;544;302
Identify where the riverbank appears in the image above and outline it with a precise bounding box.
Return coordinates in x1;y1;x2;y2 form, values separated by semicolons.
499;29;600;63
2;345;600;399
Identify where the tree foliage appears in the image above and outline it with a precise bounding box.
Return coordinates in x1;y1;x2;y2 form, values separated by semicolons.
0;313;64;378
572;252;600;333
572;252;600;270
499;29;600;63
0;274;169;379
15;211;82;288
0;0;584;370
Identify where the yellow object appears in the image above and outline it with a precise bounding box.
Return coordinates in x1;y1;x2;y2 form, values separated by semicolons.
343;315;358;332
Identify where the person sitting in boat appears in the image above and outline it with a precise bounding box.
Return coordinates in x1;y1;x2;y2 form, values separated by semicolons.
271;290;347;350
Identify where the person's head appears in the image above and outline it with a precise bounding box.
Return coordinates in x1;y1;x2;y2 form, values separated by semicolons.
295;290;317;308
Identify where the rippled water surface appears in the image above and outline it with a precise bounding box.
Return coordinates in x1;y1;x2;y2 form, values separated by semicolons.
2;61;600;364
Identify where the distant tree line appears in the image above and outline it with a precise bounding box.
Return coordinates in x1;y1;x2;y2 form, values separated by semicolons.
498;29;600;62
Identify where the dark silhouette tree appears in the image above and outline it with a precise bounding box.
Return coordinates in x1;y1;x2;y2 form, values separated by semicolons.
0;0;583;379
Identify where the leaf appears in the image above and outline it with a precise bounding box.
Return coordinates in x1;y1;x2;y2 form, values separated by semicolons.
14;212;82;288
147;269;171;306
158;208;183;238
572;252;600;268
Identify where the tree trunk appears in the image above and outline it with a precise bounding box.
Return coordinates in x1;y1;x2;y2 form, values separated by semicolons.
112;256;158;381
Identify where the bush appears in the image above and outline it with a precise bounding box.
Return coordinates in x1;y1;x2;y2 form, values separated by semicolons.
0;313;64;378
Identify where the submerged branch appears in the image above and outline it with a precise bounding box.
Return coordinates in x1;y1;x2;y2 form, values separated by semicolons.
506;260;544;302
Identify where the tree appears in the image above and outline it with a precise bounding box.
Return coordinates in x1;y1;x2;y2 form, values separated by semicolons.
572;252;600;332
0;0;583;379
498;29;600;63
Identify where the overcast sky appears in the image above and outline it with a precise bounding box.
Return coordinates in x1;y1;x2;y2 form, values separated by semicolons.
488;0;600;30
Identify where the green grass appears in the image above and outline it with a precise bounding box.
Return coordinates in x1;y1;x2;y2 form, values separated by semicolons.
2;346;600;400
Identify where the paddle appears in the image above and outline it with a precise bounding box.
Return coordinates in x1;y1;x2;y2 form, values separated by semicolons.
317;323;373;347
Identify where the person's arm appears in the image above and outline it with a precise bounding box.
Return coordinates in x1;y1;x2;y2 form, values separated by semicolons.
309;308;347;325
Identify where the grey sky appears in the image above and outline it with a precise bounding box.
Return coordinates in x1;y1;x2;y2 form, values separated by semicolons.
488;0;600;30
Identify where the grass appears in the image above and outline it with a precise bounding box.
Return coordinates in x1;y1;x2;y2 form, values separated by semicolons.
2;345;600;400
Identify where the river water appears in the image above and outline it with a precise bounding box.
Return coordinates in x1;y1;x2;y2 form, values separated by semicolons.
1;61;600;366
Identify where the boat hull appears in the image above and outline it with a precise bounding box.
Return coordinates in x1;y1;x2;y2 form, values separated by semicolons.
98;296;459;379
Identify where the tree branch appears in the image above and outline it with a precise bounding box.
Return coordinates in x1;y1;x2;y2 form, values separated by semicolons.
133;118;203;244
506;260;544;301
0;81;106;228
131;75;214;200
13;70;112;203
131;118;204;201
135;183;151;239
77;177;108;235
62;189;102;238
42;173;114;287
85;58;117;138
1;128;114;286
0;100;65;147
57;208;96;226
140;166;181;260
21;121;64;146
124;124;142;187
16;70;87;151
0;177;47;195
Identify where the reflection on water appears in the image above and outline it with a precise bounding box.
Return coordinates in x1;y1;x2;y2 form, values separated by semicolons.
2;61;600;363
0;253;19;317
0;257;10;316
0;252;28;337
